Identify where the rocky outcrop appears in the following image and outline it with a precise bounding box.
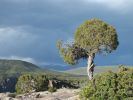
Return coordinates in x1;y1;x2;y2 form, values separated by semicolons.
48;79;79;89
0;77;17;93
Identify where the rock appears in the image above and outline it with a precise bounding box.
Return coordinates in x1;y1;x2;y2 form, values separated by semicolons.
0;88;80;100
0;93;7;97
6;93;16;98
68;95;80;100
0;77;17;93
0;97;18;100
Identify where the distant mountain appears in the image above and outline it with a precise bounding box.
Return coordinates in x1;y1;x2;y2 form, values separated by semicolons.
41;64;77;71
63;66;120;75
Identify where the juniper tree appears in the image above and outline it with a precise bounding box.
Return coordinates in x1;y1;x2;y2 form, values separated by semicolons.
57;18;119;80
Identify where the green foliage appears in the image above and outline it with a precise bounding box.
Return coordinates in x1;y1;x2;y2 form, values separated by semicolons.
75;18;119;54
15;72;86;94
57;18;119;65
16;73;49;94
80;66;133;100
57;41;87;64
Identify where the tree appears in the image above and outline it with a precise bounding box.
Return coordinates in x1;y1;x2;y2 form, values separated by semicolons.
57;18;119;80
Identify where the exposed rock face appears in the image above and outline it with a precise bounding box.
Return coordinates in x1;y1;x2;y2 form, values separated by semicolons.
0;77;17;93
48;79;79;89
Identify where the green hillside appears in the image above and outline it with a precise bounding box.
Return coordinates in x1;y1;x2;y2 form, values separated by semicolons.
63;66;120;75
0;59;67;78
0;59;86;79
0;59;42;74
0;60;87;93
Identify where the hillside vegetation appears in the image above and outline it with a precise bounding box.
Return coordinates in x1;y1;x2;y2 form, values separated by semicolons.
0;60;41;75
80;66;133;100
0;60;42;92
0;60;86;93
0;59;70;79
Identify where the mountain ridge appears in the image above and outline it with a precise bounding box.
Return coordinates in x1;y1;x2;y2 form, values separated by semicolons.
0;59;41;74
63;66;120;75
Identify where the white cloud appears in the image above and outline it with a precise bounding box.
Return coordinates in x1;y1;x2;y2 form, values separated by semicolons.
0;56;36;64
0;26;37;44
0;26;39;54
0;56;62;66
0;27;42;64
39;62;66;66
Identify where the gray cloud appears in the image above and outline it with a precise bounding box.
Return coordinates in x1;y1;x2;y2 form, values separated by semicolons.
87;0;133;13
0;0;132;66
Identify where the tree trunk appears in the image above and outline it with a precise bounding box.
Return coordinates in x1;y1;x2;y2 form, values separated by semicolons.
87;53;95;80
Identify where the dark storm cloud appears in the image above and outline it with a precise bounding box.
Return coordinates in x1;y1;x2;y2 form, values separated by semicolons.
0;0;133;66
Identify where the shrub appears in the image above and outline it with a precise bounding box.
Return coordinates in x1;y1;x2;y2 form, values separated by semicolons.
80;66;133;100
15;73;49;94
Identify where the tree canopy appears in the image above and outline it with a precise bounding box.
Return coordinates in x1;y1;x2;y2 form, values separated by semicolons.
57;18;119;65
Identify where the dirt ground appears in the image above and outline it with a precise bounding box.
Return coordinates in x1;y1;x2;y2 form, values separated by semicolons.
0;88;80;100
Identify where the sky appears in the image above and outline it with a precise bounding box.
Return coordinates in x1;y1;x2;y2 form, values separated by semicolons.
0;0;133;68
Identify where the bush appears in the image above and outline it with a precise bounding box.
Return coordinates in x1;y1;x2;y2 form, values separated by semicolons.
16;73;49;94
80;66;133;100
